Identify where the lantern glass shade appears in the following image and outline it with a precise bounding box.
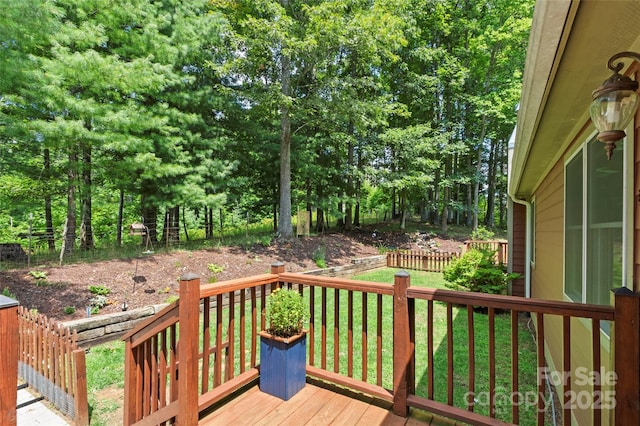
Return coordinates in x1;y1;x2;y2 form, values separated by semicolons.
589;88;639;134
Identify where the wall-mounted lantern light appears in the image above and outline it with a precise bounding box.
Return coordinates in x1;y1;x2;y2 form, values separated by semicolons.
590;51;640;159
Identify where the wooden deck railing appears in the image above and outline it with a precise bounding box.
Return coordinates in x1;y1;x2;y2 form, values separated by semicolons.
17;307;89;426
122;264;639;426
399;279;617;426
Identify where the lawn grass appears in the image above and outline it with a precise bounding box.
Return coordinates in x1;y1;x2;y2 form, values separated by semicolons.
85;341;125;426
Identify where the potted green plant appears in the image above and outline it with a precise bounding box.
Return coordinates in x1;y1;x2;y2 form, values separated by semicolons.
259;287;308;400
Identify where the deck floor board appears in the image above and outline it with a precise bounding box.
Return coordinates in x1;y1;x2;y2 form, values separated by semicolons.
199;382;456;425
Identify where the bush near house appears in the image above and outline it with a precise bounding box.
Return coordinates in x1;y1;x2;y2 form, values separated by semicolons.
443;248;519;295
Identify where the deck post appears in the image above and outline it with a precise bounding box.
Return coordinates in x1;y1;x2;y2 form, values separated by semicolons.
392;270;410;417
178;273;200;425
612;288;640;425
271;262;285;275
0;295;18;426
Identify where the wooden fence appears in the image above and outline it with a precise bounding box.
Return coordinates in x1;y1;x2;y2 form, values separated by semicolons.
18;307;88;425
464;240;508;265
386;241;508;273
386;250;460;272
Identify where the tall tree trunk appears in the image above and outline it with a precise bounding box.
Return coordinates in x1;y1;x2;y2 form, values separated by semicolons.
43;149;55;251
466;155;473;227
141;197;158;243
170;206;180;242
117;188;124;246
498;140;507;228
80;145;94;250
344;123;355;231
277;9;293;241
182;206;189;241
315;208;326;233
473;115;487;231
64;150;77;254
484;138;497;227
306;178;313;230
441;155;451;233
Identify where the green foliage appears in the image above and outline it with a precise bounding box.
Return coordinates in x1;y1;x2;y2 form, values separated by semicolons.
88;285;111;296
29;270;50;286
312;245;327;268
443;248;519;295
63;306;76;315
28;270;47;280
90;295;108;310
1;287;16;299
376;243;393;254
265;287;308;338
471;226;495;241
165;295;179;304
207;263;224;274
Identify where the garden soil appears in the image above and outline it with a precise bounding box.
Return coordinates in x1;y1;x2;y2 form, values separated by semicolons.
0;227;464;320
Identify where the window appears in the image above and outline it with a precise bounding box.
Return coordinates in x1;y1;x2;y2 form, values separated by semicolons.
564;136;628;307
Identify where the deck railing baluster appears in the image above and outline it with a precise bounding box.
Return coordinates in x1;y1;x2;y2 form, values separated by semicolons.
592;318;601;426
376;293;383;387
510;310;519;424
488;307;495;418
334;288;340;374
322;287;327;370
446;303;454;406
536;313;545;426
202;297;210;392
348;290;354;377
251;287;257;367
362;292;368;382
309;286;315;366
467;304;475;412
228;290;235;381
427;299;434;400
563;315;571;425
215;294;223;387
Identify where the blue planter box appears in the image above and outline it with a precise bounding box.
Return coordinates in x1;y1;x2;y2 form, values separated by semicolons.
259;331;307;400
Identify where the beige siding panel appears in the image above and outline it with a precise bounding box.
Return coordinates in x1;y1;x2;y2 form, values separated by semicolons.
532;160;564;302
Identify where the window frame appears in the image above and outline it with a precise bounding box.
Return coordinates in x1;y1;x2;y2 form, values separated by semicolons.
562;128;633;305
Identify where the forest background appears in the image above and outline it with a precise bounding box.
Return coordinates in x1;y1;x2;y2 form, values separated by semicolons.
0;0;533;258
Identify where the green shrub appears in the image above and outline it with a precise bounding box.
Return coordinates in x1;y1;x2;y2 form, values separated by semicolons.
88;285;111;296
443;248;519;295
64;306;76;315
29;270;47;280
1;287;16;299
165;295;179;304
471;226;495;241
207;263;224;274
265;287;308;338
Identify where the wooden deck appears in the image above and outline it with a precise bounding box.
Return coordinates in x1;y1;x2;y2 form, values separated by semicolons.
199;381;457;426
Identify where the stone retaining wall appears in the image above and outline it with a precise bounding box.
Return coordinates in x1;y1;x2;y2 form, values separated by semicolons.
63;255;387;347
62;304;168;348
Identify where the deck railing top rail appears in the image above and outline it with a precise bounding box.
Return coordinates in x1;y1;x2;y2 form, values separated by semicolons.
407;287;615;320
278;272;394;295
